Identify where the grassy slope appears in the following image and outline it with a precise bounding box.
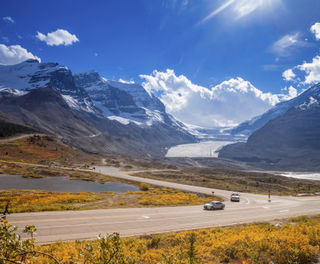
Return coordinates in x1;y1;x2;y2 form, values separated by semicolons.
0;188;213;213
131;167;320;196
0;119;37;138
0;135;100;165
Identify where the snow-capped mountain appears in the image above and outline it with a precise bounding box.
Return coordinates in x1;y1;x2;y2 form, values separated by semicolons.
229;83;320;137
219;83;320;170
0;60;195;157
0;59;96;114
74;71;169;126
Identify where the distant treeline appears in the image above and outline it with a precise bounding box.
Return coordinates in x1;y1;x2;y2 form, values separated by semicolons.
0;119;37;137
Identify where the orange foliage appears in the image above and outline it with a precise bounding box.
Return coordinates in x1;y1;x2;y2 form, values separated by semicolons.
0;190;101;213
33;216;320;263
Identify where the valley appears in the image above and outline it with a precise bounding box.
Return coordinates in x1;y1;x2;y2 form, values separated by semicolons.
1;128;320;263
1;134;320;244
1;59;320;171
2;1;320;263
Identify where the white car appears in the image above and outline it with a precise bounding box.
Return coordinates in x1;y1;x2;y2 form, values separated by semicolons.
230;193;240;202
203;201;225;210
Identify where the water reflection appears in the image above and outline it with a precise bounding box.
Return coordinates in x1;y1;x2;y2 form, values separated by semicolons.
0;175;139;193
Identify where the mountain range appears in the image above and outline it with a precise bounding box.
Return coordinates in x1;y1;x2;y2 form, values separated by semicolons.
1;59;320;170
0;59;195;157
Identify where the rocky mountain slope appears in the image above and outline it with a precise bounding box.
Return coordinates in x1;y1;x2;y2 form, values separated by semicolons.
229;83;320;137
0;59;96;114
0;60;195;157
219;84;320;170
0;118;37;137
74;71;167;125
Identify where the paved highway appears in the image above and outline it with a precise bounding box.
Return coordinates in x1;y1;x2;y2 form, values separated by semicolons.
6;165;320;244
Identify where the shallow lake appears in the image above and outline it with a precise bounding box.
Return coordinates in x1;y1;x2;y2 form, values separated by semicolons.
0;174;139;193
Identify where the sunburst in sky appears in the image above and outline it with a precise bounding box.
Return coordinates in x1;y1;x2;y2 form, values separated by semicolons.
200;0;284;24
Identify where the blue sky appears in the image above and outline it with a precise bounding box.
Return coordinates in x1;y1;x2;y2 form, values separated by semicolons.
1;0;320;127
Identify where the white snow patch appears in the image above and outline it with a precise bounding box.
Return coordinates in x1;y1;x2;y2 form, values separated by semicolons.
0;87;28;96
0;60;63;91
62;95;81;110
107;116;142;126
62;95;95;113
280;172;320;181
179;123;210;138
144;108;164;126
83;98;96;113
89;132;101;138
166;141;234;158
298;96;319;110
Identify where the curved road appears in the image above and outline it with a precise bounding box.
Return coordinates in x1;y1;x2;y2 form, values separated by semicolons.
6;165;320;244
0;133;43;144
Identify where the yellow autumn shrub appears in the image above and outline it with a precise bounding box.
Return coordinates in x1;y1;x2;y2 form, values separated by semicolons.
0;190;101;213
0;188;213;213
35;217;320;264
2;215;320;263
138;188;212;206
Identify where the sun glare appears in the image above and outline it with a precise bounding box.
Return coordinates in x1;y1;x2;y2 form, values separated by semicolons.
233;0;282;19
200;0;283;24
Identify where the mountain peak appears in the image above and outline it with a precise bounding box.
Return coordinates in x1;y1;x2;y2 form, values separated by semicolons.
74;70;106;85
230;82;320;137
24;58;41;64
74;70;167;125
0;61;96;114
75;70;100;76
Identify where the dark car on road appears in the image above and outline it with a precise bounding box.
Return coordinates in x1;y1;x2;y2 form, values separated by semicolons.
203;201;225;210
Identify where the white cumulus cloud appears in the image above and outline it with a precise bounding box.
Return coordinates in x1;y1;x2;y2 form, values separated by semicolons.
36;29;79;46
0;44;40;65
297;55;320;84
283;56;320;85
140;69;296;127
311;22;320;40
3;16;14;23
282;22;320;85
282;69;296;81
281;86;298;99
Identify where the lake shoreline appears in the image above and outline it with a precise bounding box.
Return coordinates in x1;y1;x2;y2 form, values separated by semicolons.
0;174;139;193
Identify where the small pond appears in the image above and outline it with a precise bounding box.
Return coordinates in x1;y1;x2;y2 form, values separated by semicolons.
0;174;139;193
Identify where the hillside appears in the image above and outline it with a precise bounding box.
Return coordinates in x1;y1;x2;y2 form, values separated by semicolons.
0;119;37;138
0;134;99;165
229;83;320;137
219;92;320;170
